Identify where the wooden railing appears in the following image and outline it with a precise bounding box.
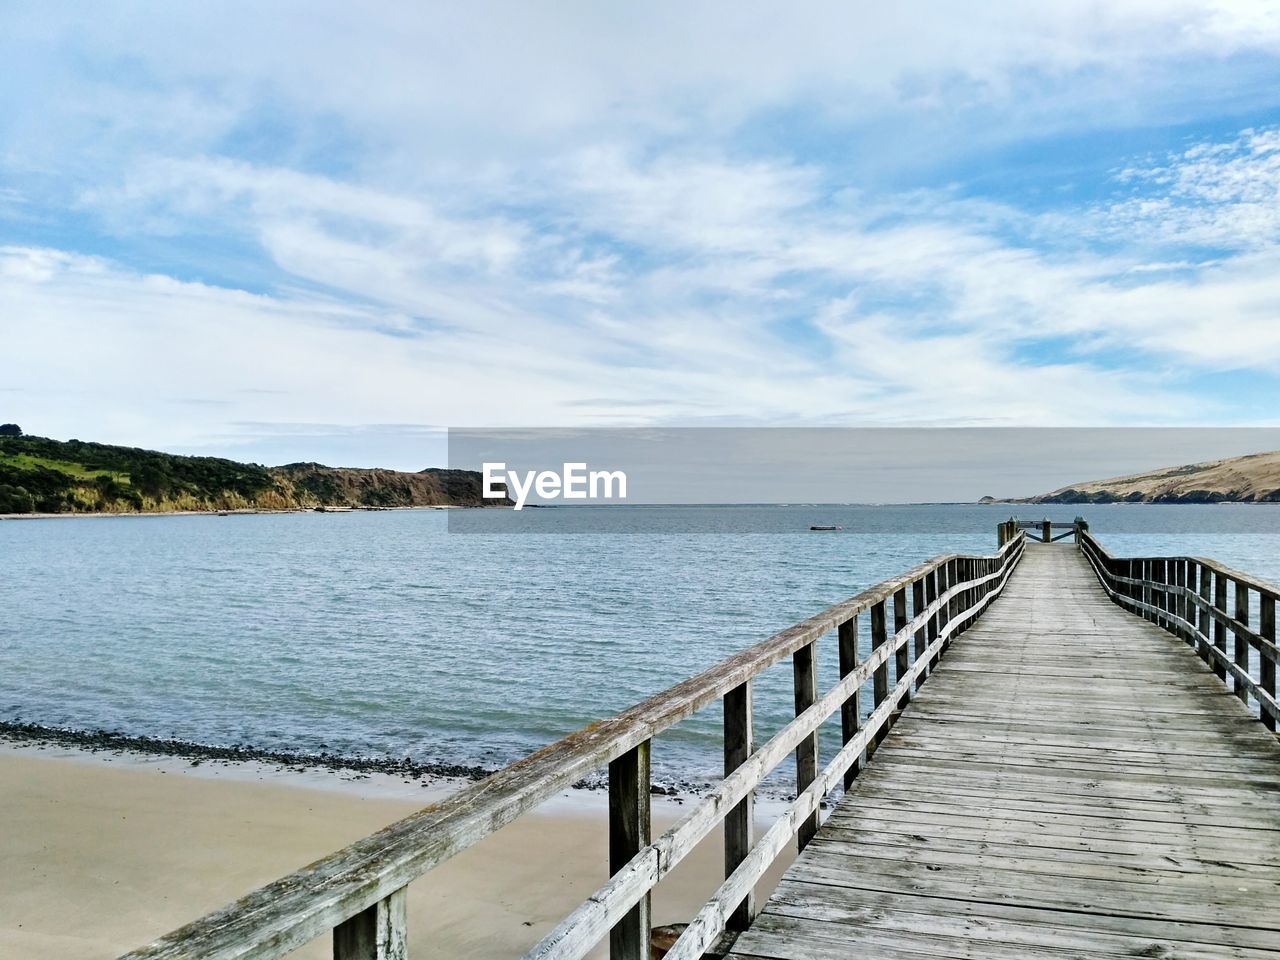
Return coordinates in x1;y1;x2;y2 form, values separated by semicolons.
1079;530;1280;732
118;531;1025;960
1003;517;1086;544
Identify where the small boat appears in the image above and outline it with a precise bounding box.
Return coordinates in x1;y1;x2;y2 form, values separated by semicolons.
810;524;842;531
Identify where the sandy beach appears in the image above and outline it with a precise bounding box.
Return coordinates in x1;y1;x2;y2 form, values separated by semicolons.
0;745;792;959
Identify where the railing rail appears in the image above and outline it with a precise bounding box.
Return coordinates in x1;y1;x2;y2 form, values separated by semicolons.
1004;517;1086;544
1079;530;1280;731
118;531;1026;960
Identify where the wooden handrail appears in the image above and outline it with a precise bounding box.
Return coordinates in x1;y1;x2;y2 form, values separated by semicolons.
118;532;1026;960
1079;530;1280;731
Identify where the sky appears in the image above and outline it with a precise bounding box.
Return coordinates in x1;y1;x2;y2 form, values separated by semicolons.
2;2;1280;471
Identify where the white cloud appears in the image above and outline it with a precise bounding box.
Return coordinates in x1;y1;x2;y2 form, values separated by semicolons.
3;8;1280;460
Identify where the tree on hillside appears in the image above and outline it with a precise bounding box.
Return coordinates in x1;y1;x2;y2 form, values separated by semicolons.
0;484;35;513
133;461;171;498
0;424;22;437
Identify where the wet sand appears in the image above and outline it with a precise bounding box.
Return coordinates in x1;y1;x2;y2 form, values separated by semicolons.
0;746;792;959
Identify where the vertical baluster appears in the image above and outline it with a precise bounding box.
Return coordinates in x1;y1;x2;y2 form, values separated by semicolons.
869;599;888;756
1195;563;1210;662
1143;559;1154;623
1261;594;1276;732
1187;563;1198;660
912;577;927;693
1174;561;1186;640
893;587;909;710
945;559;958;648
1157;559;1169;631
925;567;940;676
962;555;972;624
793;642;819;849
609;741;651;960
1189;562;1199;639
838;615;861;788
723;681;753;930
1213;571;1228;682
1234;580;1250;705
334;888;408;960
1183;561;1193;639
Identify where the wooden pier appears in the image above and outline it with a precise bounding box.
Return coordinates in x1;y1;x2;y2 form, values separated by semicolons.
118;522;1280;960
726;542;1280;960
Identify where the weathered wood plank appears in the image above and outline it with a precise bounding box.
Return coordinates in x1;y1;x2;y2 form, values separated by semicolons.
1264;594;1278;733
722;680;753;932
609;741;651;960
791;644;818;851
836;614;860;788
332;888;407;960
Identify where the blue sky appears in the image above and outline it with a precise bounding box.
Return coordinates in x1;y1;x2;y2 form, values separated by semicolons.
2;2;1280;469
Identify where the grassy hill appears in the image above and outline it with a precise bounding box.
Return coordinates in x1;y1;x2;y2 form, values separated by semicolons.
0;429;505;514
1025;449;1280;504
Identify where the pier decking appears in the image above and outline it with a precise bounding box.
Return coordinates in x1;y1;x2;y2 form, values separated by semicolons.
117;523;1280;960
726;543;1280;960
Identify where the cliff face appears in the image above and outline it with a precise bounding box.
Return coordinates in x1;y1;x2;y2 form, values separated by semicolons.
1028;450;1280;504
270;464;504;508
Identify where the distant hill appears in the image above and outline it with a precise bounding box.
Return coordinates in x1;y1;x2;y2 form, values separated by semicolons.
1020;450;1280;504
0;429;508;514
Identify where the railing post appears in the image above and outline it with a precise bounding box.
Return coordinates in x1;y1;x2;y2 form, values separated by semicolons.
333;888;408;960
792;642;819;849
1156;559;1169;631
869;599;888;756
893;586;909;710
969;557;978;626
944;559;958;648
1213;572;1228;682
1234;580;1250;705
1184;560;1194;639
838;614;861;788
723;681;753;930
1262;594;1277;733
1195;562;1211;662
912;577;927;694
1172;560;1184;641
1041;518;1050;543
925;566;940;676
1143;560;1154;623
609;741;651;960
1187;563;1198;660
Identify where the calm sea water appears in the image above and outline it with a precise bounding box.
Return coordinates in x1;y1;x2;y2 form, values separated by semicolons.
2;504;1279;789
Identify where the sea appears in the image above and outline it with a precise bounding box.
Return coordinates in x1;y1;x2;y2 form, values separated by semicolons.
2;503;1278;793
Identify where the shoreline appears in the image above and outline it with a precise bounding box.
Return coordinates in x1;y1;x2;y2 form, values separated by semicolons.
0;720;718;799
0;720;496;788
0;504;496;521
1;739;791;959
